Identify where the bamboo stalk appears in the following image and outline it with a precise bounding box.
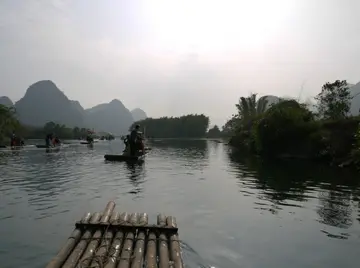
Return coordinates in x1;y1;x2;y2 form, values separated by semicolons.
104;212;129;268
117;213;139;268
90;211;121;268
166;217;183;268
145;228;157;268
78;201;116;267
131;213;148;268
157;214;170;268
62;212;102;268
45;212;92;268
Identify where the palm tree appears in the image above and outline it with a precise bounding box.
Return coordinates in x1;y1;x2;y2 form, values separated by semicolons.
235;93;269;122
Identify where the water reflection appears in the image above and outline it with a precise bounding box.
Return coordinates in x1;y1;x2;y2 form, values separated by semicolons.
124;161;146;196
148;139;210;172
1;140;360;268
148;139;208;160
228;149;360;237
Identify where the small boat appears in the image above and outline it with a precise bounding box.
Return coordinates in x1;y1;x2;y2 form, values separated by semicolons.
80;141;92;145
104;153;146;162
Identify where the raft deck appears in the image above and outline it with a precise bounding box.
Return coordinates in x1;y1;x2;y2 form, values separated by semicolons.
46;201;184;268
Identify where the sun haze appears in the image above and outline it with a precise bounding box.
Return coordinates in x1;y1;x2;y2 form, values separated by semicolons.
1;0;360;126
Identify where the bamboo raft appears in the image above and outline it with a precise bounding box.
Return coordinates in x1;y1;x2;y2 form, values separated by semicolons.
46;201;184;268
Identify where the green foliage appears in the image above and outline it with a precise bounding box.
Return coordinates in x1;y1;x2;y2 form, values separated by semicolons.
206;125;222;138
129;114;210;138
315;80;352;120
352;124;360;166
19;122;96;140
0;104;20;143
253;100;316;156
235;93;268;124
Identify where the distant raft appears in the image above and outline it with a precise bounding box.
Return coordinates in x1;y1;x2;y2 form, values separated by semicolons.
36;145;61;149
104;153;146;162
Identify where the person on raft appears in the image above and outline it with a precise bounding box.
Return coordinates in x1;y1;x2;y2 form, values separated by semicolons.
10;131;16;146
86;130;94;143
129;124;145;156
45;133;54;147
53;136;61;146
10;132;24;147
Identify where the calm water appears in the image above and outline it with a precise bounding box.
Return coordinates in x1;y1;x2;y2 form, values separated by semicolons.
0;139;359;268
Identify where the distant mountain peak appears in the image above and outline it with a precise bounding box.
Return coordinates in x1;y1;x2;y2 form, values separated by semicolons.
14;80;83;127
131;108;147;121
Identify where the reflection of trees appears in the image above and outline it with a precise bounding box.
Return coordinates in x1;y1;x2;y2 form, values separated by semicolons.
317;186;352;228
148;139;208;160
148;139;209;170
227;149;359;226
228;150;309;205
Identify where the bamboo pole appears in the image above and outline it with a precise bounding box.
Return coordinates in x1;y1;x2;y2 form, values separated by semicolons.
131;213;148;268
62;212;102;268
117;213;139;268
90;211;121;268
104;212;129;268
45;212;92;268
145;227;157;268
166;217;183;268
157;214;170;268
78;201;116;267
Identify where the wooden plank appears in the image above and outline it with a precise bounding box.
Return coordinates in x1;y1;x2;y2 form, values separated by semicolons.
45;212;92;268
158;214;170;268
74;222;178;233
166;217;183;268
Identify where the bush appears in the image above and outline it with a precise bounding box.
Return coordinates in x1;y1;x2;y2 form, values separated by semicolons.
252;100;316;156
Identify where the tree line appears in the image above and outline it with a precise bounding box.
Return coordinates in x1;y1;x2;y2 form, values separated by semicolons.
129;114;210;138
0;106;114;144
225;80;360;168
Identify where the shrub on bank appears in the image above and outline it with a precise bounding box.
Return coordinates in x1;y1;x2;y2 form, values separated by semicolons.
229;99;360;166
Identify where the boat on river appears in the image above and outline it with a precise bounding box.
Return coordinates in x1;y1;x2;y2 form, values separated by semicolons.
104;152;146;162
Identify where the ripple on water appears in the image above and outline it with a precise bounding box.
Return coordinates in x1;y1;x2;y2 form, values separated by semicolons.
0;141;359;268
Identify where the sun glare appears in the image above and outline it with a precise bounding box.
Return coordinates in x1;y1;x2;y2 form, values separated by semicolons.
143;0;294;54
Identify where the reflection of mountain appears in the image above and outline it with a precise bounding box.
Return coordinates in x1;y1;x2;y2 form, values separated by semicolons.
227;150;359;224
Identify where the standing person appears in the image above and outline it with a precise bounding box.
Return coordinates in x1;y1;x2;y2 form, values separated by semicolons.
45;133;52;147
10;131;16;146
129;124;140;156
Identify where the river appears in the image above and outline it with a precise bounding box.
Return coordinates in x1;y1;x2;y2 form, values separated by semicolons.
0;139;359;268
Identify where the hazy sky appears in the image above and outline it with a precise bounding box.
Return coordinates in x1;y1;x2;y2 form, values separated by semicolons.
1;0;360;126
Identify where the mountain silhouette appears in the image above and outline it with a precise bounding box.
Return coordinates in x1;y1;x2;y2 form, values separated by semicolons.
84;99;134;134
131;108;147;121
15;80;84;127
11;80;143;134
